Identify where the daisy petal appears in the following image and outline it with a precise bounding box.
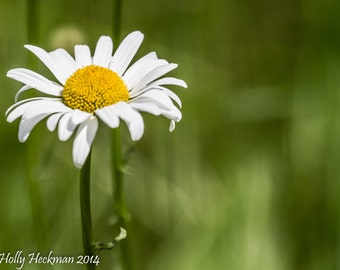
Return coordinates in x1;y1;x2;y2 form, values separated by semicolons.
127;110;144;141
15;85;32;102
129;102;162;115
6;98;59;122
7;68;63;96
169;120;176;132
24;45;71;84
71;109;91;125
110;102;144;141
49;48;77;78
95;106;120;128
125;58;169;92
160;105;182;121
156;86;182;108
75;45;92;68
93;36;113;67
132;89;174;110
47;112;64;131
122;52;157;84
134;63;178;90
18;113;50;142
110;31;144;76
22;100;70;120
73;117;98;169
149;77;187;88
58;112;78;141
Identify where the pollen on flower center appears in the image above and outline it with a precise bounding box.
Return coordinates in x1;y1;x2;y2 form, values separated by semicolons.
62;65;129;113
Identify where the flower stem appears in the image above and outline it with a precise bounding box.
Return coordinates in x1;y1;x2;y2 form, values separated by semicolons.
112;0;123;43
80;150;95;270
112;128;133;270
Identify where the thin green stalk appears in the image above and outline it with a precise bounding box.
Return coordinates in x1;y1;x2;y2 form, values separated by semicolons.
80;150;95;270
26;0;47;256
111;1;134;269
112;128;133;270
113;0;123;43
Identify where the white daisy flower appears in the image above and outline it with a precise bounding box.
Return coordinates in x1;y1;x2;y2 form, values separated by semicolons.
6;31;187;168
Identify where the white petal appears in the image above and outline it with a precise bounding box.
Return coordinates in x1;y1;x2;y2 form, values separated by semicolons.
110;31;144;76
18;113;51;142
149;77;187;88
169;120;176;132
73;117;98;169
75;45;92;68
47;112;64;131
122;52;157;85
6;98;61;122
131;89;174;110
133;63;178;91
15;85;32;102
24;45;71;84
93;36;113;67
160;105;182;122
127;110;144;141
22;100;70;120
49;49;77;78
71;109;91;125
58;112;78;141
95;106;120;128
129;102;162;115
7;68;63;96
108;102;144;141
156;86;182;108
6;100;35;122
125;57;168;92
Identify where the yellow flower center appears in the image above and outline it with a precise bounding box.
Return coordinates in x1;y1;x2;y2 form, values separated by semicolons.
62;65;129;113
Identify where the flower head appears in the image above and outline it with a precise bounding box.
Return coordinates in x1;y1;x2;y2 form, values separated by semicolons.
6;31;186;168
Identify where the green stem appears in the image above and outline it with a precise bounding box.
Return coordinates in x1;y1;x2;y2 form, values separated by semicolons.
112;128;133;270
26;0;47;257
112;0;123;43
80;150;95;270
111;1;133;269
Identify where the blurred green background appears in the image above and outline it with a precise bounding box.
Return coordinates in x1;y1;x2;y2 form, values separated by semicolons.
1;0;340;269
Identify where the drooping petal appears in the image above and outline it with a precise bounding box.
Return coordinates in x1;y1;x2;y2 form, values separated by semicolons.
7;68;63;96
47;112;64;131
24;45;71;84
93;36;113;67
58;112;78;141
107;102;144;141
15;85;32;102
127;110;144;141
153;85;182;108
75;45;92;68
169;120;176;132
72;117;98;168
71;109;91;126
95;106;120;128
49;48;77;78
110;31;144;76
160;105;182;122
18;113;52;142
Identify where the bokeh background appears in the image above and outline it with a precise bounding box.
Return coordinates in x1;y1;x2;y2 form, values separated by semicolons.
1;0;340;269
